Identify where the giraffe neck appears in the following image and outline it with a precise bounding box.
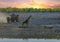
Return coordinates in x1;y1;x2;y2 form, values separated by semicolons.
27;16;31;20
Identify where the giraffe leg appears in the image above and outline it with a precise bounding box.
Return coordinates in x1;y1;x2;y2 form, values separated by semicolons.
26;23;28;27
22;23;23;27
22;22;25;27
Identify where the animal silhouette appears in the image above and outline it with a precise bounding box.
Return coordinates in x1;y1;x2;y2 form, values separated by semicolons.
6;17;11;23
22;15;32;27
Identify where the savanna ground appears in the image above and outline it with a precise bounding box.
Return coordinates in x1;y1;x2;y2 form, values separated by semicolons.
0;11;60;39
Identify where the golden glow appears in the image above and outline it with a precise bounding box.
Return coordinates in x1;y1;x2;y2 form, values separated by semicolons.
0;0;60;8
0;0;48;8
27;0;46;8
14;0;42;8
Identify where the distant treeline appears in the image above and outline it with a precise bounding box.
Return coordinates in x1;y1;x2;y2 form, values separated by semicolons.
0;8;60;12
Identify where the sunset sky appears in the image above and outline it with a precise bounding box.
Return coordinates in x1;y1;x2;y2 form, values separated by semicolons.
0;0;60;8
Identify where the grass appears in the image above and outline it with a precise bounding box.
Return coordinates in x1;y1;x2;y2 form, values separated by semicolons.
0;33;60;39
0;23;60;39
0;23;9;28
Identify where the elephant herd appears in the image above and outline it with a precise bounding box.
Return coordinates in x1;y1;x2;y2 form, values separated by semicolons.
6;14;19;23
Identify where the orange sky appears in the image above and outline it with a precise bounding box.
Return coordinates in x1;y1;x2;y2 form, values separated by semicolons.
0;0;60;8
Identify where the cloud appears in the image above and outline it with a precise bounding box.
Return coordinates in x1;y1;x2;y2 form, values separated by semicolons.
51;4;60;8
0;0;60;8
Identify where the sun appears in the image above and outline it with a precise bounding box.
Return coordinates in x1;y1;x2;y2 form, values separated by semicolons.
30;3;45;8
31;6;40;8
29;0;46;8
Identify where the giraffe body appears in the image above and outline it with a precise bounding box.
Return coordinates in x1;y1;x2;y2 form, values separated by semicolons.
22;15;32;27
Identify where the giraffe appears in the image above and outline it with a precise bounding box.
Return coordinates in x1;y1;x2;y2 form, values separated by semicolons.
22;15;32;27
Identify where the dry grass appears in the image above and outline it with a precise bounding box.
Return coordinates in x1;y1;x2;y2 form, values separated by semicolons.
0;23;8;28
